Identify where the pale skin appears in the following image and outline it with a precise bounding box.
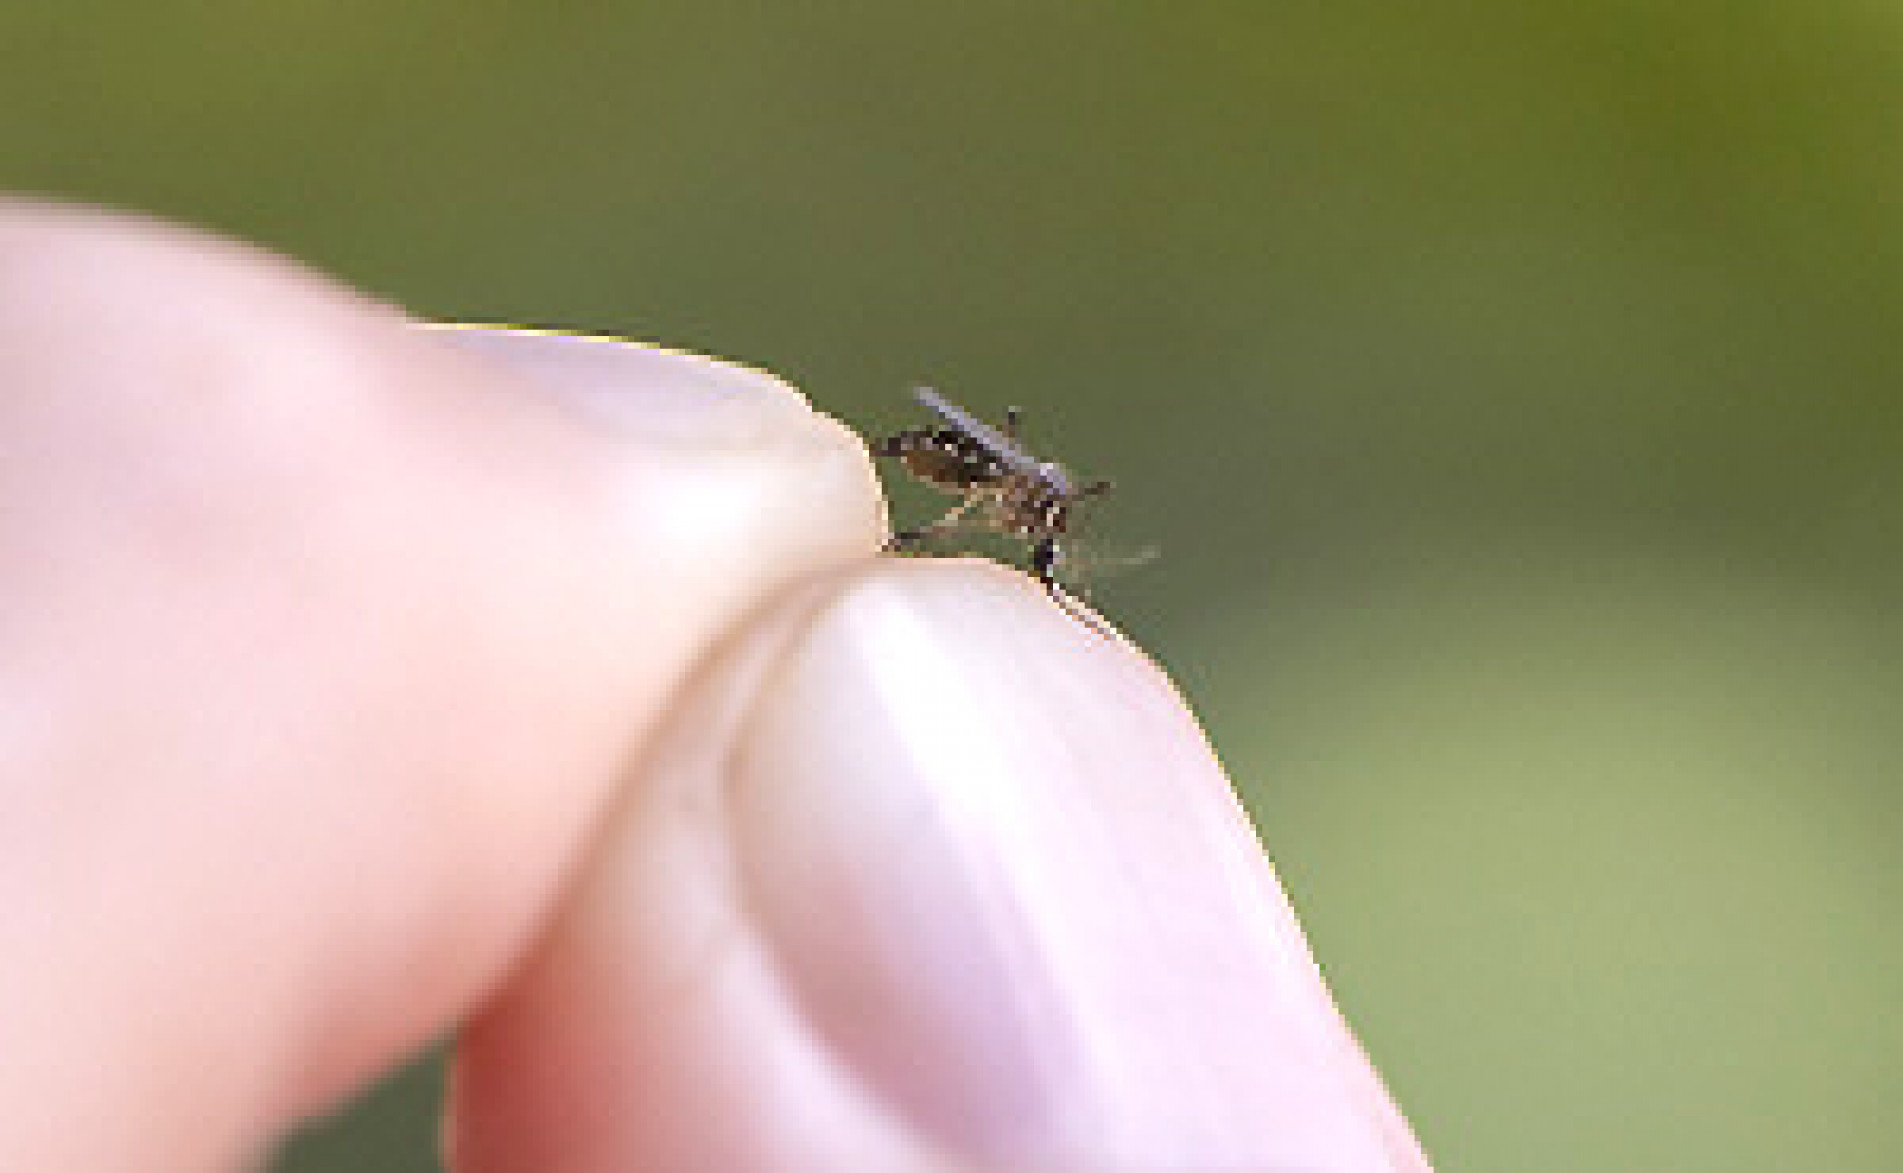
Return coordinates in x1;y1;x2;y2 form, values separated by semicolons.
0;201;1431;1170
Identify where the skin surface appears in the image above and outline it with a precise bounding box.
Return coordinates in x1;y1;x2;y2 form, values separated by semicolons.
0;201;1430;1170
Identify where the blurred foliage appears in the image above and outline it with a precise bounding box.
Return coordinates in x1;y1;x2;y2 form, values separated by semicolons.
3;2;1898;1169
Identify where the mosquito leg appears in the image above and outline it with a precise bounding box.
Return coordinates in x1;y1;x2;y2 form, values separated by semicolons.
1030;536;1061;590
1031;537;1115;636
1031;537;1092;601
885;496;976;552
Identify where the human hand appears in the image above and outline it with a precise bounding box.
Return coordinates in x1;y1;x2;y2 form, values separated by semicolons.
0;201;1430;1171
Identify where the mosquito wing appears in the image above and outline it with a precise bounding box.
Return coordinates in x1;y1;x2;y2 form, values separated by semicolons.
1056;486;1157;590
1070;541;1160;577
911;386;1043;479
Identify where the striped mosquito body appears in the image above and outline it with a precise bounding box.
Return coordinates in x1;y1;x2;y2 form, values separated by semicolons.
875;387;1116;631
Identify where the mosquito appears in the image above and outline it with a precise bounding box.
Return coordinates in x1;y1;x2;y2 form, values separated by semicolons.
874;386;1125;634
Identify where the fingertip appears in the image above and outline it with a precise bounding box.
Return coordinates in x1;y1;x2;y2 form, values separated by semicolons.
452;559;1428;1170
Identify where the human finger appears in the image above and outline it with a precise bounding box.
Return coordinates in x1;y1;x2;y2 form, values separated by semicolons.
451;559;1431;1171
0;202;882;1169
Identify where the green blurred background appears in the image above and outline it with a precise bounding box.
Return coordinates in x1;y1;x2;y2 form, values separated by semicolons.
6;2;1899;1168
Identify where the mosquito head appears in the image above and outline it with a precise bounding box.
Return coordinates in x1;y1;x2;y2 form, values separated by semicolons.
1035;476;1114;536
